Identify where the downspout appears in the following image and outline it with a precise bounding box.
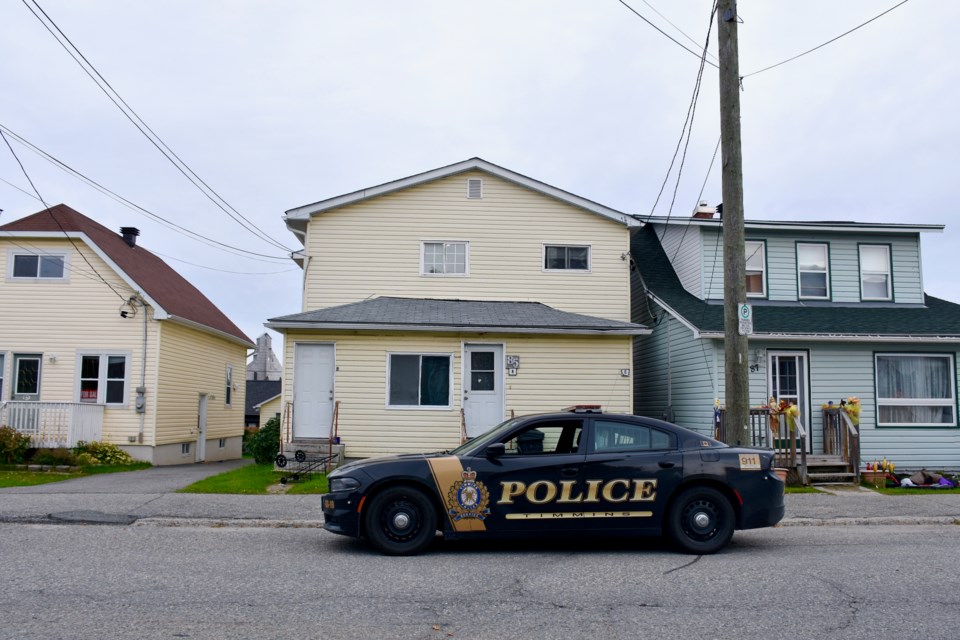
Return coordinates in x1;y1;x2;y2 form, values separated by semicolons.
137;295;147;444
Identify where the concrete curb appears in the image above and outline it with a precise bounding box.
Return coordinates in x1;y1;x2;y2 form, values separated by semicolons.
780;516;960;527
132;517;327;529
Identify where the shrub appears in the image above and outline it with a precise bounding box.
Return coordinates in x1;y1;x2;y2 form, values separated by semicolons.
73;441;134;465
0;426;31;464
30;448;78;466
75;452;99;467
247;416;280;465
242;426;259;456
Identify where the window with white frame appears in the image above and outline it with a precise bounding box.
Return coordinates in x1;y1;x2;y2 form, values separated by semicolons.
797;243;830;299
544;245;590;271
860;245;892;300
876;354;956;426
225;365;233;406
78;354;128;405
9;251;67;280
388;354;451;407
745;240;766;297
421;242;468;276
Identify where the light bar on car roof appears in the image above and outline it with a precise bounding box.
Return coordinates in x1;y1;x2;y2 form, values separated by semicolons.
563;405;602;413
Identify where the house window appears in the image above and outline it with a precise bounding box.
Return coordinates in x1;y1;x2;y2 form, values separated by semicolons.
78;354;128;405
388;354;451;408
544;245;590;271
225;365;233;406
219;438;226;448
10;251;67;280
421;241;468;276
875;354;956;426
860;245;892;300
797;243;830;299
181;443;191;455
745;241;766;297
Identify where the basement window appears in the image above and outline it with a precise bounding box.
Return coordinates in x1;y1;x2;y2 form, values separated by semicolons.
181;443;191;455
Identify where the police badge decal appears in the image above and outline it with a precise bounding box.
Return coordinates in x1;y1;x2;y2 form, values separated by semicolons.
447;467;491;521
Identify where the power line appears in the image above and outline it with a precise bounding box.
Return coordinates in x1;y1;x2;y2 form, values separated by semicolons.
149;249;299;275
743;0;911;78
617;0;719;69
1;128;127;300
636;0;719;64
0;124;290;263
21;0;295;254
669;135;721;266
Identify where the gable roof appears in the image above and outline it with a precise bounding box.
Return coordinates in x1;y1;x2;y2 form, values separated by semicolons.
266;296;650;335
245;379;282;414
0;204;253;346
631;225;960;341
283;158;638;241
641;215;944;234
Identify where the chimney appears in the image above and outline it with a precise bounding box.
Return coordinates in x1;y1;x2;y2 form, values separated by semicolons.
692;201;716;219
120;227;140;247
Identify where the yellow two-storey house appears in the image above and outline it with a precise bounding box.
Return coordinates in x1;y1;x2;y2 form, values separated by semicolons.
0;205;254;465
267;158;650;458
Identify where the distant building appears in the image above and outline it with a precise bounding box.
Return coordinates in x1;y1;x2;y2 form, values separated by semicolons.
246;332;282;381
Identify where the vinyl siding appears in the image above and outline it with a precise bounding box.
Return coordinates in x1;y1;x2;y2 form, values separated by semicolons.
713;340;960;469
153;320;247;446
258;396;281;429
0;237;158;444
653;223;702;297
301;170;632;321
700;228;924;304
280;330;632;458
634;305;717;433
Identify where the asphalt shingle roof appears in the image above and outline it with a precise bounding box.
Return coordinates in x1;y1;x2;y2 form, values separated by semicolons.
245;380;282;414
631;225;960;338
0;205;252;344
268;297;648;334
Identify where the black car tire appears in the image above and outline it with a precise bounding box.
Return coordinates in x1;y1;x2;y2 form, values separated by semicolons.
364;486;438;556
667;486;735;554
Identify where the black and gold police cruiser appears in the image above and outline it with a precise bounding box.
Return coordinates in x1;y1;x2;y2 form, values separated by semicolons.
322;407;785;555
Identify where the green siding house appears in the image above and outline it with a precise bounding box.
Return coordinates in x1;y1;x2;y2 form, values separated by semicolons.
631;215;960;472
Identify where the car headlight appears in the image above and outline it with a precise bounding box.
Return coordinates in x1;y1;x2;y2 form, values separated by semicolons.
330;476;361;492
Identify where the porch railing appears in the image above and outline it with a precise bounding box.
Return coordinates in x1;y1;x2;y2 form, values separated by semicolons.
0;401;104;447
823;409;861;484
717;408;808;483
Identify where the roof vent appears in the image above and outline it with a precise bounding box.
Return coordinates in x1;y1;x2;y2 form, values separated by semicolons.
120;227;140;247
467;178;483;199
692;201;716;219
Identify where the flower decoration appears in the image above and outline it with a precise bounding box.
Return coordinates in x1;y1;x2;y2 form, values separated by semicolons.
842;396;861;426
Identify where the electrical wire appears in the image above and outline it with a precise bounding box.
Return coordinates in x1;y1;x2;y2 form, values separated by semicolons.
0;124;291;263
635;0;719;64
743;0;911;78
21;0;295;253
149;249;299;275
1;128;127;300
616;0;719;69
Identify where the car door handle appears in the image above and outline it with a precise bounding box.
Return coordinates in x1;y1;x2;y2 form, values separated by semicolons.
658;461;675;469
561;467;579;477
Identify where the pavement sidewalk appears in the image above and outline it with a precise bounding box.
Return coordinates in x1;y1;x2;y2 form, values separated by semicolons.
2;463;960;528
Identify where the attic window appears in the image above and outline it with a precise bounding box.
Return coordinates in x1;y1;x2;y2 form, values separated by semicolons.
466;178;483;199
9;251;67;281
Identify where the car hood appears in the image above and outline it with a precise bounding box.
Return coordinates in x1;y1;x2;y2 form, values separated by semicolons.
330;451;448;477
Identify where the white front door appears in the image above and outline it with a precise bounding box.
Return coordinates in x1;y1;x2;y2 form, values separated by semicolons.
294;343;335;438
196;394;208;462
463;343;504;438
768;350;810;452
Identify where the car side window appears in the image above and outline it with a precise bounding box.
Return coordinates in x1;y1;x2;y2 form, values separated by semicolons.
503;420;583;455
592;420;676;453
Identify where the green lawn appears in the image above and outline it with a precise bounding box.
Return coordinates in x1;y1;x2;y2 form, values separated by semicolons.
785;485;823;494
0;462;152;488
178;463;328;495
864;484;960;495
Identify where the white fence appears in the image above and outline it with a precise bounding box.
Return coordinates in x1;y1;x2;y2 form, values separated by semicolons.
0;401;104;447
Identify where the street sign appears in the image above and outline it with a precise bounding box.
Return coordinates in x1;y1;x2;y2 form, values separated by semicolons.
738;303;753;336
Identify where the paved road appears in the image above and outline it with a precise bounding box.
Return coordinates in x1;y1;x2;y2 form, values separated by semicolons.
1;522;958;640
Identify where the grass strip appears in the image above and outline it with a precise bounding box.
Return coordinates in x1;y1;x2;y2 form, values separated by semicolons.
178;463;328;495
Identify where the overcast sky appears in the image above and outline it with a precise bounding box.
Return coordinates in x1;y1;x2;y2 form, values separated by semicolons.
2;1;957;359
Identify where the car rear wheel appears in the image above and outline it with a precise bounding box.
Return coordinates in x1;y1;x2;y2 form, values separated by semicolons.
364;486;437;556
667;486;735;554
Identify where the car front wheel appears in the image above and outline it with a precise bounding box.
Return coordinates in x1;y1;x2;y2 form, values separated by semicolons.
364;486;438;556
667;486;735;554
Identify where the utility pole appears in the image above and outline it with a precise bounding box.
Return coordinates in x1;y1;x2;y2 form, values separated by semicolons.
717;0;750;446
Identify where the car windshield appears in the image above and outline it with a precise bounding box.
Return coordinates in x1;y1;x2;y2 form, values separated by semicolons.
449;416;526;456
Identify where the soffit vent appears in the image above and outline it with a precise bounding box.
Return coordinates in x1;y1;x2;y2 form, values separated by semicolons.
467;178;483;199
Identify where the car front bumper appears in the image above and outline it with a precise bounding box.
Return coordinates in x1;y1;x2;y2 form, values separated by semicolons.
321;491;363;537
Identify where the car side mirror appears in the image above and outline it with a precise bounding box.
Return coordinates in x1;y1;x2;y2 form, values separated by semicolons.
485;443;505;458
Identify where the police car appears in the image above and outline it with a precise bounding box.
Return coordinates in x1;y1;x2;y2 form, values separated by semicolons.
321;406;785;555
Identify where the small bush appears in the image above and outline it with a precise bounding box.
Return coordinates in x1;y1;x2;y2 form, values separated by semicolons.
242;426;259;456
29;448;78;466
247;416;280;465
73;441;134;465
0;426;31;464
75;452;99;467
